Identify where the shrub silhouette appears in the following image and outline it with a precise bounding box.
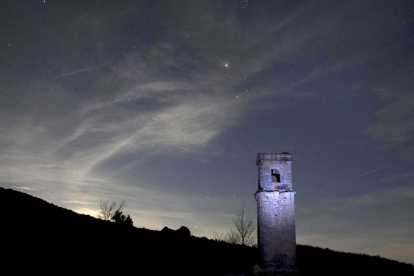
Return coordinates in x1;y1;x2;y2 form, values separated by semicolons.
111;209;133;226
176;226;191;238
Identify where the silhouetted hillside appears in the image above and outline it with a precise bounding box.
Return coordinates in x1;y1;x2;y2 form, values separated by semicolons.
1;187;413;275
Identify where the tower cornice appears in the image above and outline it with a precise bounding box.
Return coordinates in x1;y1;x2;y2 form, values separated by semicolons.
256;153;292;165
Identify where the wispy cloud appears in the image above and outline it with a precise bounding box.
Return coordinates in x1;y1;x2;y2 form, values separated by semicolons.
365;93;414;156
344;185;414;207
12;186;36;191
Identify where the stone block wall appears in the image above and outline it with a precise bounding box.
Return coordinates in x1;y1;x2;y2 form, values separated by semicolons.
257;191;296;270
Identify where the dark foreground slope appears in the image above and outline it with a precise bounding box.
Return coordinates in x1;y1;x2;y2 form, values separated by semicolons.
1;187;257;275
1;187;413;276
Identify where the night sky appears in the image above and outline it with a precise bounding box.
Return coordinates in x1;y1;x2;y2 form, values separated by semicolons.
1;0;414;264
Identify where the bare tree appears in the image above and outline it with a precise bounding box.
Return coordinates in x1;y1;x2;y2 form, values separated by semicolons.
213;230;240;244
232;206;256;246
226;229;241;244
99;200;127;221
213;231;225;242
215;207;256;246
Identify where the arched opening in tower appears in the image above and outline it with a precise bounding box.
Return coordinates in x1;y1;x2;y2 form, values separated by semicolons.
271;170;281;183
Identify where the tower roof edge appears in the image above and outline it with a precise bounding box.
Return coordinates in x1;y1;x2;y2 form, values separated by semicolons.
256;153;292;165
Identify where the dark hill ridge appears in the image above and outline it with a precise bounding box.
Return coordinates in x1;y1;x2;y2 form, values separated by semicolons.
1;187;413;276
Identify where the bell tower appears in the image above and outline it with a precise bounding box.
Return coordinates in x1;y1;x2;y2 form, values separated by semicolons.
255;153;297;275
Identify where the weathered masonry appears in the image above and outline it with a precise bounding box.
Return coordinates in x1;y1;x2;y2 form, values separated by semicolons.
255;153;297;275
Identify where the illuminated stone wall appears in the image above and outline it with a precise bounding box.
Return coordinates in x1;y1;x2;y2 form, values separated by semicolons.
255;153;297;274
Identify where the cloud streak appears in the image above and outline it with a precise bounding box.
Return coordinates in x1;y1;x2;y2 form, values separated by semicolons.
49;63;111;79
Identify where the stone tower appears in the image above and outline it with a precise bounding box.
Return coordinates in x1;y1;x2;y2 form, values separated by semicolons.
255;153;297;275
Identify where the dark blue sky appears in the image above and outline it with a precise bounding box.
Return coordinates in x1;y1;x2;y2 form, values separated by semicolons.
1;0;413;264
